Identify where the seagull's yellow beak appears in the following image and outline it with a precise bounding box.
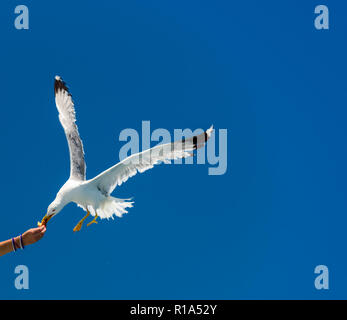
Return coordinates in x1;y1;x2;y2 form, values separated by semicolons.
37;214;53;227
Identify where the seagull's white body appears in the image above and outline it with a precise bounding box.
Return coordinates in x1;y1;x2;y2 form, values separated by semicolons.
43;76;212;226
55;179;133;220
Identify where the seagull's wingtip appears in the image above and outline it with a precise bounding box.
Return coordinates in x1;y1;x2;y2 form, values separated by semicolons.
55;75;61;81
206;125;214;137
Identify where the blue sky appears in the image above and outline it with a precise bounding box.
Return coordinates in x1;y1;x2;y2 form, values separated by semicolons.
0;0;346;299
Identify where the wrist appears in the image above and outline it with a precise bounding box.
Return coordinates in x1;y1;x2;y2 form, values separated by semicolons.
14;235;26;249
16;236;23;249
21;234;28;247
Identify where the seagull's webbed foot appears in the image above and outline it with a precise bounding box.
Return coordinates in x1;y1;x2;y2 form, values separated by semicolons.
87;214;98;227
73;211;90;232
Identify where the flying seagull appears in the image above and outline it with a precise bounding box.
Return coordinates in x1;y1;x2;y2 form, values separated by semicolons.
38;76;213;231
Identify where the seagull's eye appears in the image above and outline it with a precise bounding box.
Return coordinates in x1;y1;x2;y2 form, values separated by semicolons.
52;209;56;212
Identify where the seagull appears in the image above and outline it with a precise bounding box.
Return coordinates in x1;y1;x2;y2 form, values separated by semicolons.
38;76;213;231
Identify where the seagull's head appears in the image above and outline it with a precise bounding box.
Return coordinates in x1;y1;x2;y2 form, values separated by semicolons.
47;198;64;217
38;199;64;227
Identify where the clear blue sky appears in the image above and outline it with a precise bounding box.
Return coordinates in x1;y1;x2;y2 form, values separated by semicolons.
0;0;346;299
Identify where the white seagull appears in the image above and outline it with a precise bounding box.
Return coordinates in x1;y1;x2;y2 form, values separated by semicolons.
38;76;213;231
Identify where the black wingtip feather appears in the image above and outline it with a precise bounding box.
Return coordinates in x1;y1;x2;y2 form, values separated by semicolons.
192;129;210;150
193;136;198;150
54;75;70;96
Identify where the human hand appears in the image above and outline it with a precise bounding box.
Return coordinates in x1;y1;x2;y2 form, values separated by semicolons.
22;226;46;246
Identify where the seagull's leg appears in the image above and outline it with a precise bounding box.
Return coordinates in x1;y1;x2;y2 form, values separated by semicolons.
73;211;90;232
87;213;98;227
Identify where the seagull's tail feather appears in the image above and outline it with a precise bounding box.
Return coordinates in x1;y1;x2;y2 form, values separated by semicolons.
96;196;134;220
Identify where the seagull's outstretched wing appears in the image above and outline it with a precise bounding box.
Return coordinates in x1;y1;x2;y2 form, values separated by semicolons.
54;76;86;181
90;126;213;196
